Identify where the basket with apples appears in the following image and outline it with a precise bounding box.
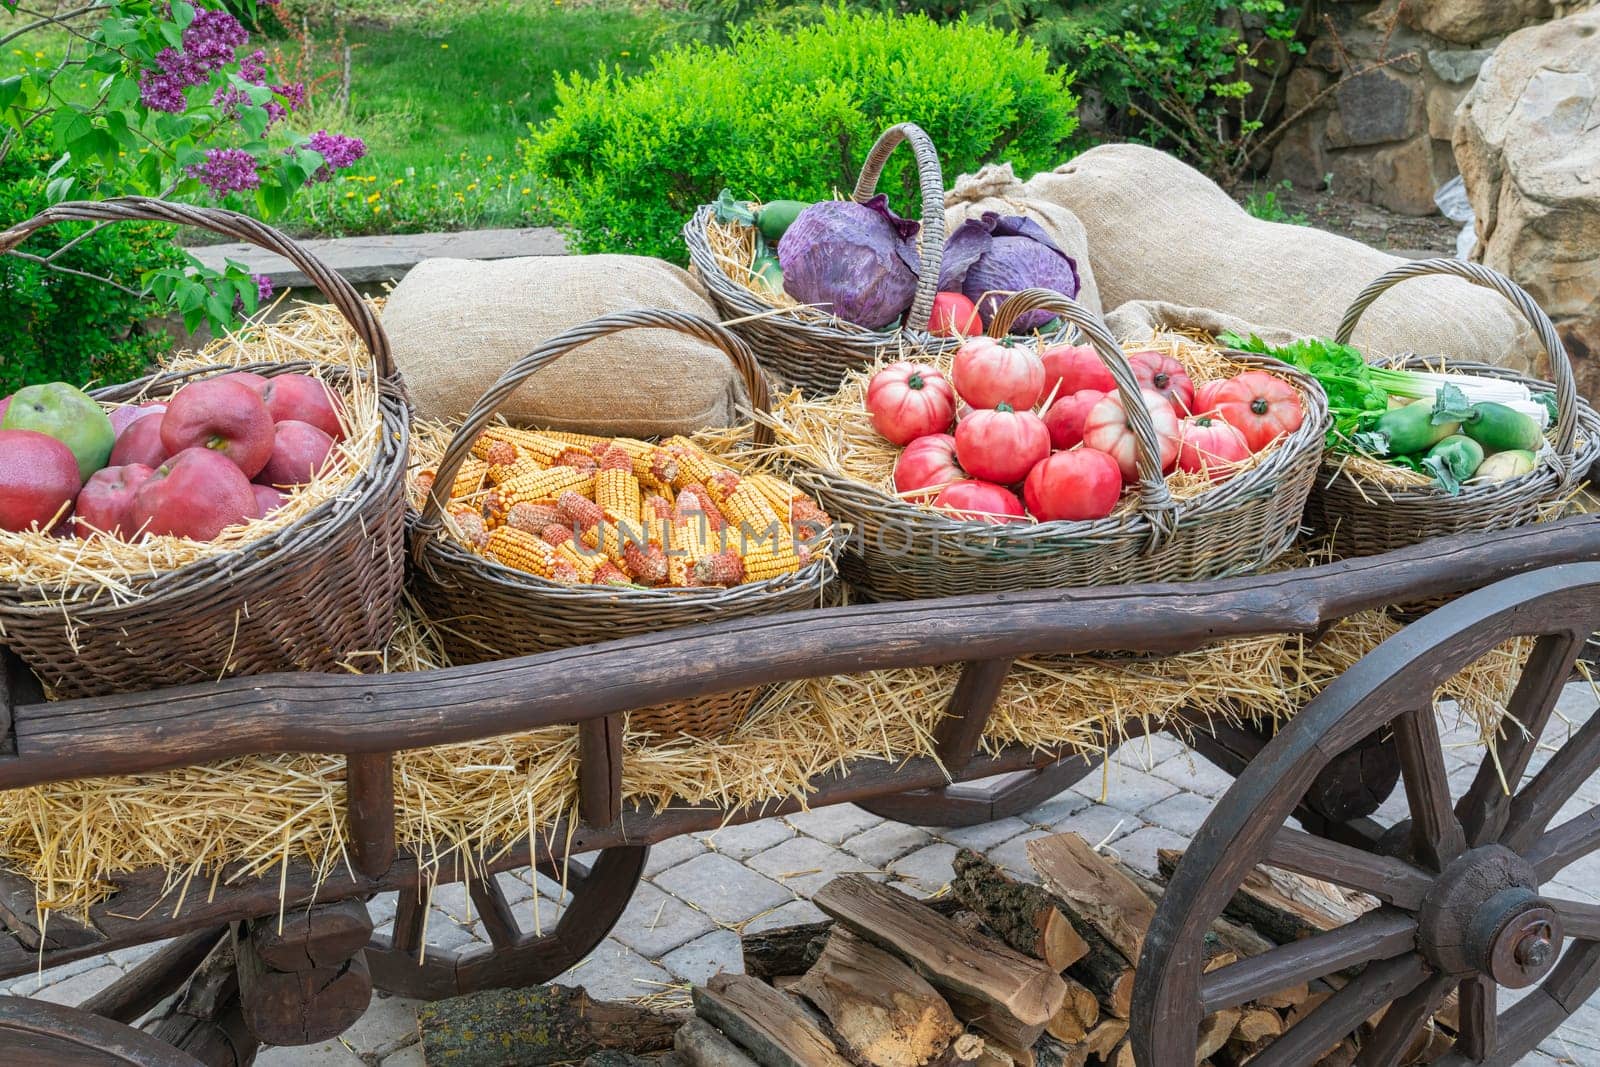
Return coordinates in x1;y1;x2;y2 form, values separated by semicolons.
0;198;408;699
764;288;1330;600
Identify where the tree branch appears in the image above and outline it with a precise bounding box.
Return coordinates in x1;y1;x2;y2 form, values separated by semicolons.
0;3;106;49
5;250;144;297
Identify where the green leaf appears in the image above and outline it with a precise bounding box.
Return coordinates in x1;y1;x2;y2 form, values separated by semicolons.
171;1;196;31
1422;453;1462;495
44;175;75;205
1351;430;1390;456
0;76;22;112
1431;382;1473;424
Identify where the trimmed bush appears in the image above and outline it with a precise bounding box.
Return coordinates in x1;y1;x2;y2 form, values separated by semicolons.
524;8;1079;262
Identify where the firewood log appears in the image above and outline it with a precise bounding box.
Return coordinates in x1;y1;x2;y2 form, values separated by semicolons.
951;849;1089;971
1082;1019;1128;1060
693;974;851;1067
1045;976;1100;1043
675;1018;757;1067
417;985;680;1067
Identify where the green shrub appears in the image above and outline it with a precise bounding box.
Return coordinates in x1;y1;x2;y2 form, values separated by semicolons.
524;8;1079;262
0;121;182;395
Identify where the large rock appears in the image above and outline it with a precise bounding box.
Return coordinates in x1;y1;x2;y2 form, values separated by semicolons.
1456;7;1600;390
1403;0;1555;44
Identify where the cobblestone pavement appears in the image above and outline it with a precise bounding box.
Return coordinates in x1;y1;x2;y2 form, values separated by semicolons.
10;686;1600;1065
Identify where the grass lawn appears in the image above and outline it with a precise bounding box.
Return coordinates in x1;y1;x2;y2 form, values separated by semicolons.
278;1;671;236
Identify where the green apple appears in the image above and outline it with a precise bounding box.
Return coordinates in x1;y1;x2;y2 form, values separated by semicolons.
1;382;115;480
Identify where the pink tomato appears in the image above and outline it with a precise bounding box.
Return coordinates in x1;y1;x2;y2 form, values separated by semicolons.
1082;389;1180;482
928;292;981;338
1190;379;1228;416
866;362;957;445
1176;414;1251;481
1211;371;1305;452
1024;449;1123;522
951;337;1045;410
1042;389;1106;451
954;404;1051;485
893;433;963;500
932;480;1026;523
1041;343;1115;399
1127;351;1195;414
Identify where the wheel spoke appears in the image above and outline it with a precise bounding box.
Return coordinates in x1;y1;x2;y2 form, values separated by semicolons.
1392;706;1468;869
1247;953;1432;1067
1457;633;1582;846
1265;826;1435;910
1355;972;1455;1067
1549;898;1600;940
1201;909;1418;1013
1456;975;1496;1062
468;875;522;949
390;886;427;956
1526;801;1600;882
1502;707;1600;855
1435;941;1600;1067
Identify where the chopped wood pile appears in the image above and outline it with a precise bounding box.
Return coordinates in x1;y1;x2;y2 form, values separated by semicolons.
413;832;1467;1066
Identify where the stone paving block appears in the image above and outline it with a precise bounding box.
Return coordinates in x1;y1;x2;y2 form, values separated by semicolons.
644;834;706;878
333;992;423;1059
841;821;937;867
425;910;484;951
1149;755;1235;799
887;842;959;894
558;941;674;1001
4;952;113;994
1112;732;1187;769
697;818;794;860
609;882;717;959
1111;826;1191;877
654;853;792;924
107;940;162;968
427;881;473;923
935;816;1033;851
984;829;1053;882
368;891;398;926
661;928;743;984
747;835;874;897
1072;766;1180;814
784;803;884;844
742;898;828;935
1049;803;1143;852
30;964;122;1005
1020;789;1092;828
254;1040;366;1066
379;1041;425;1066
495;870;535;905
1142;792;1218;838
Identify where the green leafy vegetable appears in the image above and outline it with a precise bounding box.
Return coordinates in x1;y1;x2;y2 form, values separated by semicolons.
1220;332;1390;446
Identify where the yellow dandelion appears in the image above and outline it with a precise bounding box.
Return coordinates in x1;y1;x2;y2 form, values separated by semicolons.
440;43;449;49
521;188;532;195
345;191;355;199
366;192;381;203
620;51;630;57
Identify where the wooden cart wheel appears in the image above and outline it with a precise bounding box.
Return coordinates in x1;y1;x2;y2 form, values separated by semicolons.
1133;563;1600;1066
857;752;1102;827
365;845;649;1000
0;996;207;1065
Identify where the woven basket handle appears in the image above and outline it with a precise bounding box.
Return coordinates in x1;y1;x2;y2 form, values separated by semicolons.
988;288;1178;539
850;123;946;334
1334;258;1576;454
0;196;394;379
412;309;769;563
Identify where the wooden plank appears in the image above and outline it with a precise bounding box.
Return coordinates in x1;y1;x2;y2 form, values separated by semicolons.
80;928;225;1025
1027;834;1155;964
741;897;967;980
693;974;851;1067
10;519;1600;791
791;928;962;1067
578;714;623;828
934;659;1014;772
0;648;41;757
344;752;395;879
950;848;1088;971
0;994;211;1067
813;875;1066;1049
141;937;256;1067
0;870;100;952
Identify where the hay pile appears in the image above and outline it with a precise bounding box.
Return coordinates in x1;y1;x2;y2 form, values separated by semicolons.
0;302;387;606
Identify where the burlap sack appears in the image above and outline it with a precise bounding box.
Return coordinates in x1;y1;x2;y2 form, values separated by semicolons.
385;255;749;435
1103;299;1299;348
943;162;1102;315
1031;144;1545;373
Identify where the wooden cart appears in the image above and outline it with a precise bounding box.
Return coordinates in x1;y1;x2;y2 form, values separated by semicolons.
2;517;1600;1066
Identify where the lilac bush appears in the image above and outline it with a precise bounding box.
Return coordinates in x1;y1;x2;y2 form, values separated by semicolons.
0;0;370;333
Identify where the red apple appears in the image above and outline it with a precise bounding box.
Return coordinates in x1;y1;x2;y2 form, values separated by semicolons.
256;420;335;488
129;448;256;541
213;371;270;398
109;414;171;468
262;374;345;441
0;429;82;532
161;378;275;479
74;464;156;538
109;402;167;438
250;483;288;519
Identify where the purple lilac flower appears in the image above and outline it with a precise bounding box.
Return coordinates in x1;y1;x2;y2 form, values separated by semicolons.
304;130;367;182
239;49;268;86
186;147;261;196
182;9;249;78
211;84;251;118
275;81;306;111
233;273;274;316
139;69;187;112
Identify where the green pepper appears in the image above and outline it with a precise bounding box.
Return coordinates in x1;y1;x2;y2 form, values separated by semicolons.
1462;402;1543;453
1373;401;1460;456
1423;435;1485;495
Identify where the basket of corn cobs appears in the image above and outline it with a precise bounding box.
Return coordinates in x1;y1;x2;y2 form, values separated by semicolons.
408;308;837;739
682;123;958;396
1242;259;1600;557
762;288;1329;601
0;198;408;698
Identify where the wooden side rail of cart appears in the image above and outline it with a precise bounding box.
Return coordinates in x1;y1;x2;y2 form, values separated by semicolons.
3;516;1600;1066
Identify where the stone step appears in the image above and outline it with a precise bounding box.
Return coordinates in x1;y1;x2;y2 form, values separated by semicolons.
189;226;567;289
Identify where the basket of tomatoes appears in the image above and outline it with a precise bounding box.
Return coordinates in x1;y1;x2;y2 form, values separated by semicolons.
763;288;1330;600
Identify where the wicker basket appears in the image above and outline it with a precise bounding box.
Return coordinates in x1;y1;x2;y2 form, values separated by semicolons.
0;197;408;698
408;308;838;740
777;288;1331;601
1307;258;1600;557
683;122;955;396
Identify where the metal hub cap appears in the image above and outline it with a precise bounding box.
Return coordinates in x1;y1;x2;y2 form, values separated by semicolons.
1475;892;1562;988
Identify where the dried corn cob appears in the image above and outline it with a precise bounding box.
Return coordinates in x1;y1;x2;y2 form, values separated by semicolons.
674;484;726;530
641;494;672;548
494;466;593;508
554;448;598;473
739;537;801;582
485;526;557;577
604;439;680;491
478;426;578;467
539;523;574;547
594;465;642;526
719;482;782;540
704;470;742;507
540;429;610;451
663;436;723;490
445;504;491;550
505;501;563;533
450;456;492;499
693;549;746;587
470;433;519;468
415;468;437;500
594;560;632;586
557;490;605;532
623;541;668;586
556;540;601;582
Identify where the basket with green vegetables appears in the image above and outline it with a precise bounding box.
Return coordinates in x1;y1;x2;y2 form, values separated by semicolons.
1221;333;1557;495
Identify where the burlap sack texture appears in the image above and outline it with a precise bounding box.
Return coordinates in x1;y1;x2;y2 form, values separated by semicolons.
385;255;749;435
1030;144;1546;373
943;162;1103;315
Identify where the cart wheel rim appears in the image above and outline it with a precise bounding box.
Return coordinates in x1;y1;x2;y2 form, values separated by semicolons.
1132;563;1600;1067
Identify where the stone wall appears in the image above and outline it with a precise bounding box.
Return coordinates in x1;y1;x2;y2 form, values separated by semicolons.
1268;0;1593;216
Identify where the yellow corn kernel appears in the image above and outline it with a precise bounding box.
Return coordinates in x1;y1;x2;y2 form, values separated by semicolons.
486;457;543;486
594;467;642;525
485;526;557;577
745;473;805;519
540;429;610;451
719;483;781;539
662;436;723;490
739;537;801;582
555;539;601;582
476;426;575;467
583;518;647;566
494;466;594;507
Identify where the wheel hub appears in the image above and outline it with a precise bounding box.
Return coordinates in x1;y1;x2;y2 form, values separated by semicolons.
1417;844;1558;986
